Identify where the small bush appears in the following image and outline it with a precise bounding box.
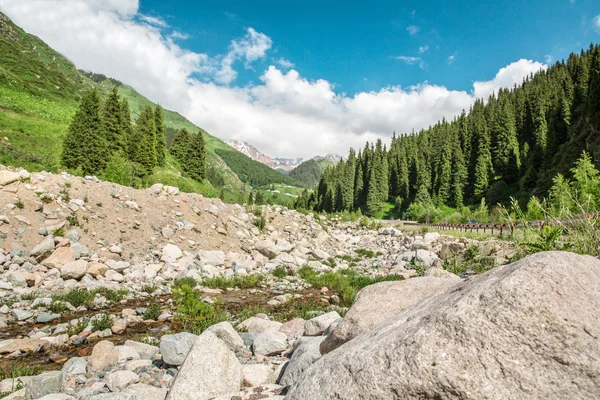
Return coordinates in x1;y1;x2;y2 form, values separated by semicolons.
201;275;264;290
0;365;42;380
173;277;197;290
91;314;113;332
272;266;293;279
49;301;67;314
173;284;227;335
254;216;266;232
141;284;157;294
67;317;90;336
354;249;382;258
143;303;162;320
53;227;66;237
14;198;24;209
66;214;80;227
93;288;128;303
53;288;93;308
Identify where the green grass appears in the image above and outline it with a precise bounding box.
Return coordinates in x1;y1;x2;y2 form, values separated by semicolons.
66;317;90;336
52;287;127;307
173;284;228;335
298;267;404;307
0;365;42;381
143;303;162;320
200;275;265;290
91;314;113;331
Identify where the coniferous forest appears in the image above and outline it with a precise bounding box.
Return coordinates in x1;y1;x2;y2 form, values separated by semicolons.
297;45;600;221
61;87;206;187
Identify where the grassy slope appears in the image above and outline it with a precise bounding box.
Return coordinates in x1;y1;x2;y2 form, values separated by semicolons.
288;157;334;187
0;12;306;198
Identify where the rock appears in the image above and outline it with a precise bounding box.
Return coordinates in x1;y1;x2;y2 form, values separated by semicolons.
252;331;288;356
279;318;306;340
0;338;47;354
0;170;19;186
242;364;276;387
423;231;440;244
115;345;140;362
398;249;439;267
207;321;244;351
304;311;341;336
11;309;32;321
109;245;123;255
31;236;55;260
123;383;168;400
288;252;600;400
7;272;26;288
238;317;282;334
123;340;159;360
88;340;118;371
37;312;60;323
162;244;182;260
60;260;88;279
111;319;127;335
25;370;62;399
37;395;77;400
106;370;140;392
161;227;175;239
105;269;124;282
166;330;242;400
87;263;109;277
198;250;226;266
320;275;460;354
62;357;87;383
90;393;138;400
279;337;325;388
42;247;76;269
160;332;197;366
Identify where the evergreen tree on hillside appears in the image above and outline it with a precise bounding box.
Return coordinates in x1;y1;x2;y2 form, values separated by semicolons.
170;128;191;167
131;105;157;175
154;105;167;166
62;88;109;175
186;131;207;181
103;87;126;155
120;99;134;159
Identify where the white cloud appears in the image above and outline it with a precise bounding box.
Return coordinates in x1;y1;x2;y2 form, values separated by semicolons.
276;58;294;69
406;25;420;35
396;55;424;69
170;31;190;40
473;59;546;99
0;0;547;159
140;15;167;28
544;54;553;64
448;54;456;64
594;15;600;30
418;45;428;53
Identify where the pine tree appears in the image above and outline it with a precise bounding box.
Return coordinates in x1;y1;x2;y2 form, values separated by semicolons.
186;132;206;181
170;128;191;166
342;149;356;210
62;88;109;175
103;87;126;155
131;105;157;175
154;105;167;166
120;99;134;159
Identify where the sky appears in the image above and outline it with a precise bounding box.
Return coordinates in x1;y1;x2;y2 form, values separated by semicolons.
0;0;599;159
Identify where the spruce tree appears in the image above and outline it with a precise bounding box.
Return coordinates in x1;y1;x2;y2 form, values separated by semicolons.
170;128;191;168
103;87;126;155
186;132;206;181
154;105;167;166
120;99;134;159
62;88;109;175
131;105;157;175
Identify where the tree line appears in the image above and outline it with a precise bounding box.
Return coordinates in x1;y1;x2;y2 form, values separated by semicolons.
61;87;206;185
298;44;600;219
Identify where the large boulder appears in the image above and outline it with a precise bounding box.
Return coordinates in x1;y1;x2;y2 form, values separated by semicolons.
42;247;75;269
320;274;460;353
252;331;287;356
288;252;600;399
304;311;340;336
160;332;197;366
60;260;88;280
279;337;325;388
166;330;242;400
88;341;118;371
207;321;244;351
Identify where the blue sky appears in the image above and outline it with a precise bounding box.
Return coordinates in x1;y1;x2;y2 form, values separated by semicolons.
138;0;598;93
0;0;599;158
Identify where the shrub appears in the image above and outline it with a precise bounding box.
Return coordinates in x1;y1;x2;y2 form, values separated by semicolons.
66;317;90;336
143;303;162;320
14;198;24;209
201;275;264;290
173;284;227;335
141;283;157;294
53;288;93;308
91;314;113;331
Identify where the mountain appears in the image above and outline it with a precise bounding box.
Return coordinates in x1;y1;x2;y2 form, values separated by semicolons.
288;157;335;187
0;12;302;198
224;140;303;172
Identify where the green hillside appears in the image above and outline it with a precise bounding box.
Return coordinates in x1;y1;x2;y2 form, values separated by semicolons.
0;12;302;200
288;157;334;187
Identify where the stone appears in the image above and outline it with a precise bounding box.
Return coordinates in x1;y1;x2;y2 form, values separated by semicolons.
398;249;439;267
279;337;325;388
109;245;123;255
162;244;182;260
60;260;88;279
0;170;20;186
123;383;168;400
106;370;140;392
198;250;226;266
320;275;460;354
252;331;288;356
207;321;244;351
288;252;600;400
37;395;77;400
88;340;118;371
62;357;87;383
111;319;127;335
7;272;26;288
124;340;159;360
11;308;32;321
279;318;306;340
42;247;76;269
242;364;276;387
105;270;124;282
238;317;282;334
166;330;242;400
37;312;60;323
87;263;109;277
304;311;341;336
0;338;47;354
161;226;175;239
31;236;55;260
115;345;140;362
160;332;197;366
25;370;62;399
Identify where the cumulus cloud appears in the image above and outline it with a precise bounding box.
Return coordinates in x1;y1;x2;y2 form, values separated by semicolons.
418;45;428;53
140;15;167;28
0;0;547;159
406;25;420;35
473;59;546;99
